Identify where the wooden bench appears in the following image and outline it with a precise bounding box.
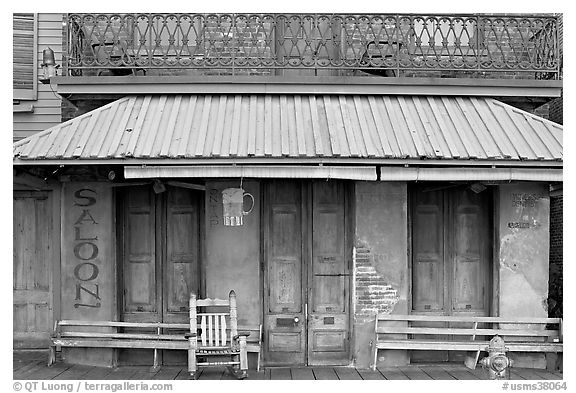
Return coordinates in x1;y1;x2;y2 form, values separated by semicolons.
48;320;191;369
372;314;563;370
48;320;263;371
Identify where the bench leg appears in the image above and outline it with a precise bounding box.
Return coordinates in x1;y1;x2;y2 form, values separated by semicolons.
257;350;261;372
465;350;481;370
47;345;56;367
371;341;377;371
149;349;161;373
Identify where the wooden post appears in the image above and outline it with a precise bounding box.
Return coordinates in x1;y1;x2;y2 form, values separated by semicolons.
229;290;238;339
188;293;198;378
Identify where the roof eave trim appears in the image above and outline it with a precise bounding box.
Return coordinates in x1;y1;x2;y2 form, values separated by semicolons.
12;158;563;167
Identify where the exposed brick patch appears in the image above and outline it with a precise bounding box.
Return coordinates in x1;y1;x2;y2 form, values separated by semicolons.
548;195;563;318
353;245;399;323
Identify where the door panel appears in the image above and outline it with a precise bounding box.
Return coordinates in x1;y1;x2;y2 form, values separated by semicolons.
264;181;305;365
412;190;444;312
450;190;490;314
164;187;200;321
13;192;52;348
123;187;158;320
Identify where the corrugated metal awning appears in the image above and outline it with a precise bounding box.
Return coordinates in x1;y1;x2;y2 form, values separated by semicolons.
379;167;562;182
13;94;562;165
125;165;377;180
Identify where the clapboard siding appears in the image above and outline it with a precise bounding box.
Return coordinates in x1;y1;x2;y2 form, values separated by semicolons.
14;13;63;140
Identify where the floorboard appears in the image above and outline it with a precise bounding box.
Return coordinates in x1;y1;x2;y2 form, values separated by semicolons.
440;365;479;380
30;363;72;380
198;368;224;380
357;369;385;380
106;366;141;380
248;370;267;380
270;367;292;380
79;366;115;380
467;366;491;380
174;369;191;380
377;367;409;380
514;368;548;380
334;367;362;380
126;367;160;380
291;368;315;380
419;366;456;380
509;369;526;380
398;366;433;380
152;366;181;380
14;361;48;380
312;367;338;380
53;364;94;380
531;369;562;380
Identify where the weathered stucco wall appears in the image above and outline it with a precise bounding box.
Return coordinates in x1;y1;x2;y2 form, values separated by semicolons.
353;182;408;368
205;180;261;327
61;182;115;366
497;183;550;368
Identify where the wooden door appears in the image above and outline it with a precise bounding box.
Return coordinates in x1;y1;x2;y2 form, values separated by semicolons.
411;185;491;362
264;181;306;366
308;181;350;365
13;191;53;349
264;181;350;366
120;186;201;364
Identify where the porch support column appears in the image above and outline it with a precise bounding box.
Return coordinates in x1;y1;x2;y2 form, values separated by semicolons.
496;183;551;368
353;182;409;368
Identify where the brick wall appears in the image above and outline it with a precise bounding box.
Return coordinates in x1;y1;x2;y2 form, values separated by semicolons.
548;195;563;318
353;245;400;324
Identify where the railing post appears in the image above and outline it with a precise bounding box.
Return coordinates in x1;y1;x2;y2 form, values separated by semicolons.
555;14;560;79
63;14;69;76
476;15;481;73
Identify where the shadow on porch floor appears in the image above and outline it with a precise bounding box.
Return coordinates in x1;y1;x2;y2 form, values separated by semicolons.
14;350;563;381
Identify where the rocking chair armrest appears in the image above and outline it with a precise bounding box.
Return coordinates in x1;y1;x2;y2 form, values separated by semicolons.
233;332;251;340
184;332;197;339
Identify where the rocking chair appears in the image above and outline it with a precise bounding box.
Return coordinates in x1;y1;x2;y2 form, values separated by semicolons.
185;290;249;379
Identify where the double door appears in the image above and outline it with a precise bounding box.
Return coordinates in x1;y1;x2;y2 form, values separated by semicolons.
119;185;201;364
411;185;492;361
264;181;351;366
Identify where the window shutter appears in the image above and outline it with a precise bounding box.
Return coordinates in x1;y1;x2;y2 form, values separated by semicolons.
13;13;37;100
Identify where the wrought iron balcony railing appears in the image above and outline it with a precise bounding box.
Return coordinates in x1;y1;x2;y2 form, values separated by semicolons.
65;13;561;79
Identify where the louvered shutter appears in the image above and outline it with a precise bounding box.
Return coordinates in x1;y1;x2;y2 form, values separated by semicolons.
13;13;37;100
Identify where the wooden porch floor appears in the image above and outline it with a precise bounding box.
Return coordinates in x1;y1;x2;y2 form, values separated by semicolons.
14;350;563;381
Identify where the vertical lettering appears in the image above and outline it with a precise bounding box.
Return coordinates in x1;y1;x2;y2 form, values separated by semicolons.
73;189;97;206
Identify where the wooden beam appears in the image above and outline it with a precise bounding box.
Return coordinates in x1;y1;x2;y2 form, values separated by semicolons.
51;76;562;98
166;180;206;191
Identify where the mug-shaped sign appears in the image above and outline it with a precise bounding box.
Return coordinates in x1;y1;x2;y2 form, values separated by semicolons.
222;188;255;226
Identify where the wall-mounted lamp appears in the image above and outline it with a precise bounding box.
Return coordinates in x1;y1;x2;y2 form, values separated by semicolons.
40;47;59;82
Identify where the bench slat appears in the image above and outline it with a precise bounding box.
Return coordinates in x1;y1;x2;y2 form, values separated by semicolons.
52;338;189;350
376;315;561;324
58;332;188;341
376;340;563;352
57;320;189;329
376;327;559;337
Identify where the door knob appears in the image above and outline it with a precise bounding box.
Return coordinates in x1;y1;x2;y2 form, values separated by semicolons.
294;317;299;323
